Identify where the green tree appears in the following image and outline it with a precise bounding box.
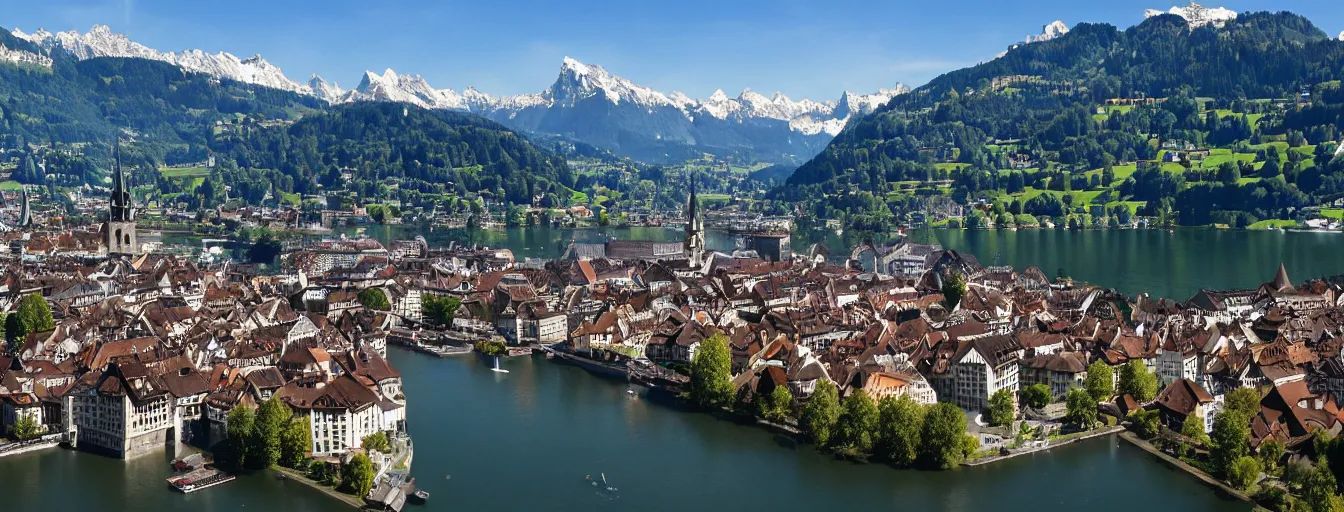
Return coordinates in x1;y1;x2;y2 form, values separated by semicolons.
1181;411;1209;446
1118;360;1158;402
422;295;462;326
1226;456;1261;491
758;386;793;423
919;402;968;469
362;431;391;453
11;294;54;346
340;452;375;497
800;381;841;446
1129;409;1161;439
688;333;733;409
1224;387;1260;419
941;272;966;310
368;204;387;223
833;390;879;454
357;288;390;311
279;416;311;468
1084;361;1114;402
246;233;283;264
224;405;256;471
1022;383;1051;408
251;397;292;469
987;388;1015;426
1303;458;1339;512
7;415;41;440
1065;388;1098;429
1259;438;1285;475
877;395;925;468
1210;410;1250;476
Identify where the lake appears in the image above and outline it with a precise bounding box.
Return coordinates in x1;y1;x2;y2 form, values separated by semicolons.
345;224;1344;300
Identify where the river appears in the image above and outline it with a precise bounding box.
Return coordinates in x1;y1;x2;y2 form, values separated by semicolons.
0;351;1251;511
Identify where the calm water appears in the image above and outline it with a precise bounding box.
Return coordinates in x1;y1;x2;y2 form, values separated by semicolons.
916;228;1344;300
0;351;1249;512
346;224;1344;300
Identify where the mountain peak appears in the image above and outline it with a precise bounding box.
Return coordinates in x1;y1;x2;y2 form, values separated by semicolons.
1338;30;1343;41
14;23;309;94
1027;20;1069;44
560;56;592;75
1145;2;1237;29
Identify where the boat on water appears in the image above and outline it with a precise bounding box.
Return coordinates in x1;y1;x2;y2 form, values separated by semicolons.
409;490;430;504
491;355;509;373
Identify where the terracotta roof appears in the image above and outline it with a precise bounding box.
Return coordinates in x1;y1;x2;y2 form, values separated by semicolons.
1155;378;1214;417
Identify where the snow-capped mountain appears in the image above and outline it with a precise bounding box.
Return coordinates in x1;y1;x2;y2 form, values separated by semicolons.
307;74;344;103
1338;30;1344;41
331;57;907;160
1144;2;1237;29
1026;21;1070;44
6;24;908;163
11;24;311;94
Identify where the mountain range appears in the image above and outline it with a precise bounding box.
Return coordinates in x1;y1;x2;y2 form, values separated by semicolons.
8;24;908;164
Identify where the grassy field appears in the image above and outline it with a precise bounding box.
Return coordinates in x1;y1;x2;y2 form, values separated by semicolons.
934;163;971;172
699;193;732;206
1249;219;1299;229
0;181;23;191
1321;209;1344;220
158;166;211;178
1081;164;1137;181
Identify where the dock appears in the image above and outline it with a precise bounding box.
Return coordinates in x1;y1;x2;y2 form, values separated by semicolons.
167;468;236;493
166;452;235;494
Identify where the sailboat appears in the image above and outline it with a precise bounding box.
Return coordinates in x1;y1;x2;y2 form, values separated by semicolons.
491;355;509;373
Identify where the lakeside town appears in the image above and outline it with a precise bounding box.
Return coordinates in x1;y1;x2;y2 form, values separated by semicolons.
2;158;1344;511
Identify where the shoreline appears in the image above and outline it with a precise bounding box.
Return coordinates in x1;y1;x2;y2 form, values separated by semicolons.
273;466;367;510
962;425;1125;467
1118;431;1266;510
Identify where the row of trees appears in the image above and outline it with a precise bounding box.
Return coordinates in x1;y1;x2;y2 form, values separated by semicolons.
687;334;974;469
219;398;310;472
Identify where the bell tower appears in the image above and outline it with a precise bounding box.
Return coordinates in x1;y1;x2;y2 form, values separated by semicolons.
105;141;138;256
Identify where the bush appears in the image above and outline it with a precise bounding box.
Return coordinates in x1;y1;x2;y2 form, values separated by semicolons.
474;341;507;356
1226;456;1261;490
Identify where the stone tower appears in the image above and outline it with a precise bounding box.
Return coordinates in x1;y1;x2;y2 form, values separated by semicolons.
105;142;138;256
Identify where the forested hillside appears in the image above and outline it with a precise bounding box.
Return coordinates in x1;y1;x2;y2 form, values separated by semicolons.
0;27;574;211
206;103;575;206
779;12;1344;231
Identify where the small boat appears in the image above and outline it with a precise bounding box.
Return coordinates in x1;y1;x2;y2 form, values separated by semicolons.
491;355;509;373
409;490;430;504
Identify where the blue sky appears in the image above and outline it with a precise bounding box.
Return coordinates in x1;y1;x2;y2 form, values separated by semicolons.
2;0;1340;101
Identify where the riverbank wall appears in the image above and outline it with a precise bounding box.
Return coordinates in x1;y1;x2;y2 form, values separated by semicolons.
0;439;61;459
962;425;1125;467
274;466;367;510
1118;431;1267;510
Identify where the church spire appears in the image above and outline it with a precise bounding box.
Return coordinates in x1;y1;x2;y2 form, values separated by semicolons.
110;139;132;222
18;186;30;227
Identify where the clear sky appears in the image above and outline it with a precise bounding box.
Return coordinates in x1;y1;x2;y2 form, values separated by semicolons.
1;0;1340;101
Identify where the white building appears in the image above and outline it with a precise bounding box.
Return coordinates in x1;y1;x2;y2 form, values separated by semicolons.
950;335;1021;411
